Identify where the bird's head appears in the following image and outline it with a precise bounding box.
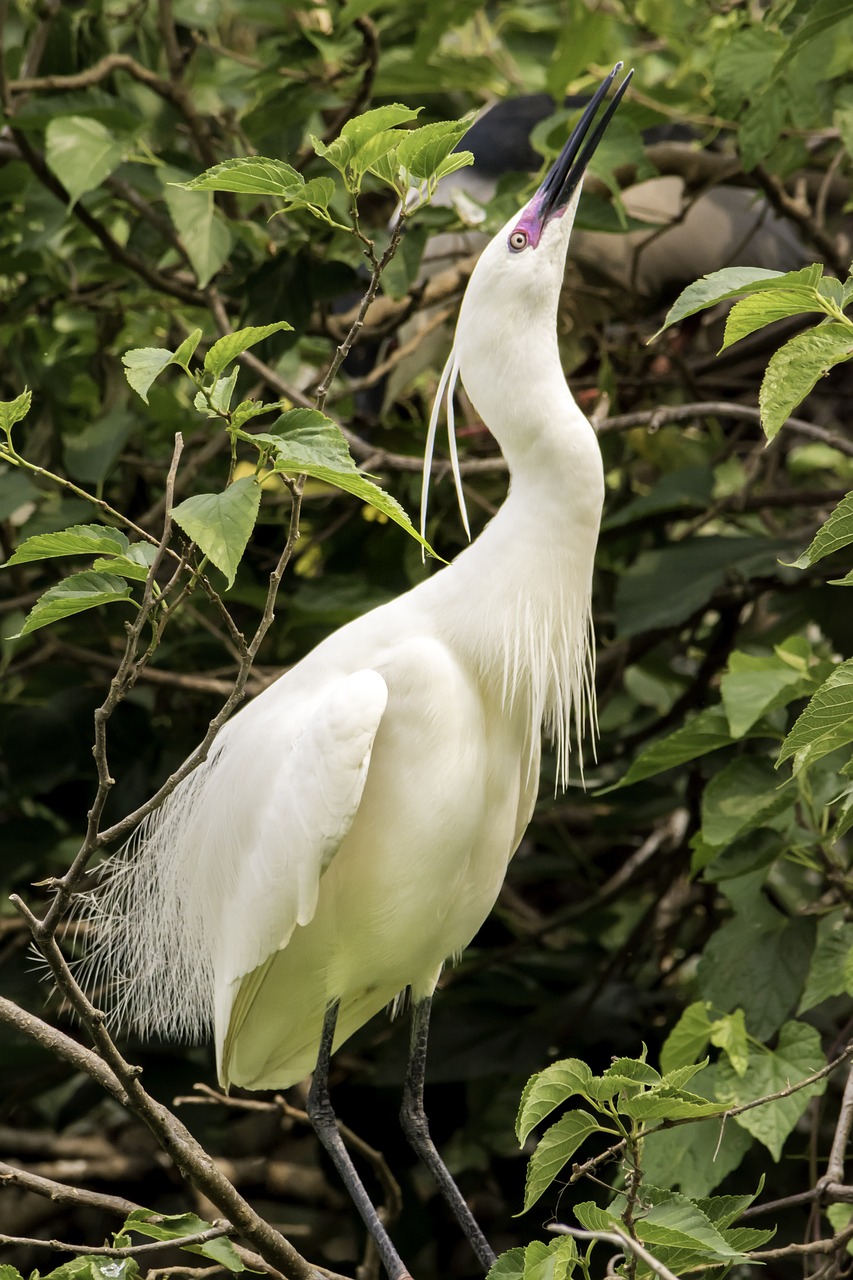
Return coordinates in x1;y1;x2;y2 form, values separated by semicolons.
422;64;632;543
459;63;633;336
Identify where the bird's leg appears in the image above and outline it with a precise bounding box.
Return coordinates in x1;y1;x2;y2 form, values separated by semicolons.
400;996;497;1272
307;1000;413;1280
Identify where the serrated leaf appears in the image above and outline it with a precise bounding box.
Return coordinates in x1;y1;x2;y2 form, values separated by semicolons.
0;389;32;436
779;658;853;773
195;369;239;416
701;757;794;848
723;1225;777;1250
180;157;303;196
395;118;473;181
793;491;853;568
715;1020;827;1160
121;1210;244;1272
721;288;827;349
601;706;733;792
204;323;293;380
631;1185;748;1261
487;1248;526;1280
721;649;815;738
642;1067;754;1197
522;1111;603;1213
45;115;128;206
778;0;853;66
171;476;261;587
798;910;853;1012
519;1238;579;1280
595;1056;661;1098
15;571;133;636
4;523;129;567
695;1187;764;1230
759;324;853;441
654;265;824;338
252;409;433;553
516;1058;596;1143
659;1059;710;1091
661;1002;713;1074
123;343;198;405
621;1088;725;1121
698;890;815;1040
574;1201;620;1232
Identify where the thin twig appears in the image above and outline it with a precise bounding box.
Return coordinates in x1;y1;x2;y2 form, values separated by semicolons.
0;1225;231;1257
549;1224;681;1280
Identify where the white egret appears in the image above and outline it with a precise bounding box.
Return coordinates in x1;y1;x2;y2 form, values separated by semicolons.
88;64;632;1280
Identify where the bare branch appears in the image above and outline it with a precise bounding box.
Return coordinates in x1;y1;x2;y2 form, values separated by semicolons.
549;1224;681;1280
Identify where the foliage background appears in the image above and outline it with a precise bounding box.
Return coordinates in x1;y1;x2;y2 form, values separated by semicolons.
2;0;853;1277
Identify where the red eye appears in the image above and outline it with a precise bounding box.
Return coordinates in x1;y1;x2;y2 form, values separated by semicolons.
508;229;528;252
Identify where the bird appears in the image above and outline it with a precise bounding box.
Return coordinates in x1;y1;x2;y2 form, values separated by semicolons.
86;64;632;1280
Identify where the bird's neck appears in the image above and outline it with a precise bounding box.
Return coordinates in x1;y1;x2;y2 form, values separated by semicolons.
435;330;604;786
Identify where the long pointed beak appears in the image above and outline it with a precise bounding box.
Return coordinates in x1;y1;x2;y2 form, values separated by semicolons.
533;63;633;231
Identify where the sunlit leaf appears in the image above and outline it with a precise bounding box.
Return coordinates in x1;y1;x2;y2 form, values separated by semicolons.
15;571;133;636
759;324;853;440
171;476;261;587
204;323;294;380
522;1110;604;1212
4;523;129;567
778;658;853;772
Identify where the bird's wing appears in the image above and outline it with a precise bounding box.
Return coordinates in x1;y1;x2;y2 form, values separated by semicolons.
214;667;388;1023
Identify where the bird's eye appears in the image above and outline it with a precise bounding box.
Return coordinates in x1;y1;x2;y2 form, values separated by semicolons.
508;229;528;252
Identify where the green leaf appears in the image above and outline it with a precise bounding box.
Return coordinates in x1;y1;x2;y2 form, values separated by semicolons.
778;658;853;772
596;1056;661;1097
313;105;421;184
120;1210;244;1272
759;324;853;441
162;171;233;288
180;157;304;197
0;389;32;437
196;370;239;416
700;757;793;848
395;118;474;181
252;409;433;553
172;476;261;588
487;1249;526;1280
653;265;824;338
620;1087;724;1121
15;571;133;636
698;885;815;1039
574;1201;620;1232
615;536;789;638
516;1058;596;1143
721;649;815;738
602;705;733;792
721;288;829;350
123;334;202;404
204;323;294;380
642;1067;754;1196
632;1185;748;1261
793;491;853;568
827;1203;853;1255
4;523;129;567
660;1002;713;1074
45;115;128;206
715;1020;827;1160
798;910;853;1012
710;1009;749;1077
778;0;853;66
660;1060;711;1092
522;1110;604;1213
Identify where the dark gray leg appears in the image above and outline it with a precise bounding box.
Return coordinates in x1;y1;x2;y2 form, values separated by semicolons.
400;996;496;1272
307;1000;412;1280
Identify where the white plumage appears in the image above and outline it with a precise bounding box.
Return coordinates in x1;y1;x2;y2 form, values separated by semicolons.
86;75;626;1097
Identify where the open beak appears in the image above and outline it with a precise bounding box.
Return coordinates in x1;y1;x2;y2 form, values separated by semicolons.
534;62;633;229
